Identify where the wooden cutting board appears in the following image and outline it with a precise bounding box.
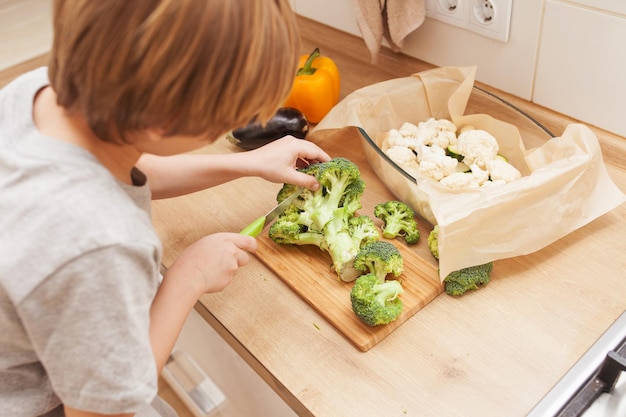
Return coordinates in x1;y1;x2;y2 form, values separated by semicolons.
254;127;443;351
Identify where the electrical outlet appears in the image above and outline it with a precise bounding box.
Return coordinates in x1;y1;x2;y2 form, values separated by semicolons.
425;0;513;42
468;0;512;41
432;0;466;26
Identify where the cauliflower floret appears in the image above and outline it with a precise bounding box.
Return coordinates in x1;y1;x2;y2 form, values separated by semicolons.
431;130;457;149
416;144;458;181
385;146;419;170
439;172;481;189
384;128;422;150
486;158;522;183
456;129;499;167
418;161;447;181
469;163;490;186
415;118;437;139
416;142;445;163
436;118;457;133
417;118;457;149
417;118;457;135
398;122;420;138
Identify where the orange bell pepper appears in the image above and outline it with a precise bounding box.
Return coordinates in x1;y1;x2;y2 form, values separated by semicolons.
283;48;340;124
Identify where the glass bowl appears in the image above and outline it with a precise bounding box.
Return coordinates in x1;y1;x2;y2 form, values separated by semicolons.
358;86;556;225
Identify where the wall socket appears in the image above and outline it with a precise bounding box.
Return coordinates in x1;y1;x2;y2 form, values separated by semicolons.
425;0;513;42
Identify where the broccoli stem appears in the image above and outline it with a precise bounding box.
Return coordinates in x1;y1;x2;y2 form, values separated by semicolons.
374;281;403;305
382;225;404;240
325;229;360;281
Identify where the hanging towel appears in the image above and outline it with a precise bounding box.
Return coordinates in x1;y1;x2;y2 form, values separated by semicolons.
352;0;426;62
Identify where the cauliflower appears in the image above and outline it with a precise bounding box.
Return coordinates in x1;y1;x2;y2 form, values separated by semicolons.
417;118;457;149
398;122;420;139
486;158;522;183
384;120;523;189
415;142;446;163
416;144;458;181
439;172;481;189
469;163;490;186
385;129;419;149
456;129;499;167
386;146;419;170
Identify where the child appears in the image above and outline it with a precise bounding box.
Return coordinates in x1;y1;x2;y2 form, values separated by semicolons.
0;1;330;416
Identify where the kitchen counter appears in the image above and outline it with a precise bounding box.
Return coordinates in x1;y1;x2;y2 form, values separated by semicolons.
151;17;626;417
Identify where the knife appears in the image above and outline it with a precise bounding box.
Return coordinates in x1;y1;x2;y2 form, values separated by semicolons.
239;188;302;237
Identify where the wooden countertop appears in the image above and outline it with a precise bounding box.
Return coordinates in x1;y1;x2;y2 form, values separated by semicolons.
152;17;626;417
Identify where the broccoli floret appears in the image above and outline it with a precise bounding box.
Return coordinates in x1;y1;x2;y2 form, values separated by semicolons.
374;200;420;244
427;225;440;260
350;273;404;326
268;219;325;247
427;225;492;296
269;157;374;282
323;215;382;282
276;182;302;203
353;240;403;283
308;157;364;228
348;215;381;252
444;263;493;296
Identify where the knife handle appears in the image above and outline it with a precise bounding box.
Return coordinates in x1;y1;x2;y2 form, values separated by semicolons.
240;216;266;237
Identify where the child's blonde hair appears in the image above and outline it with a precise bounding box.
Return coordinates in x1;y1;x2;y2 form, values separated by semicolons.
48;0;300;143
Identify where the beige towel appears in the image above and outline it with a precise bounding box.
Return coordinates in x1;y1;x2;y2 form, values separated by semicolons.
353;0;426;62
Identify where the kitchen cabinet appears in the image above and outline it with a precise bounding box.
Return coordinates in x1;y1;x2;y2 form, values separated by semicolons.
154;17;626;417
172;310;298;417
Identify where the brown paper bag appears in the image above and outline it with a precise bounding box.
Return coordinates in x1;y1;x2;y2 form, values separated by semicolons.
314;66;625;279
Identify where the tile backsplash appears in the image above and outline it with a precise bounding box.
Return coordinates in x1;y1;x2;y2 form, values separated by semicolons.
294;0;626;138
534;1;626;139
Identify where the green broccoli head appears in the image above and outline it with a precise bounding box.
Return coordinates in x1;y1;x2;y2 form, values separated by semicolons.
374;200;420;244
276;183;301;203
320;214;383;283
270;158;371;282
309;157;365;229
348;215;381;249
444;262;493;296
353;240;403;283
268;218;325;247
427;225;439;260
427;225;493;296
350;273;404;326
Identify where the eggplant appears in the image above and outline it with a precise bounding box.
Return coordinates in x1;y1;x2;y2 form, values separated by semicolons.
227;107;309;150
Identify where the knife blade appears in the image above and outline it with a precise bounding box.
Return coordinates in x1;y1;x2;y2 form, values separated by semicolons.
240;188;302;237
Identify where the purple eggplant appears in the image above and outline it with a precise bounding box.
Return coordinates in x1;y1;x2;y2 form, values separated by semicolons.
227;107;309;150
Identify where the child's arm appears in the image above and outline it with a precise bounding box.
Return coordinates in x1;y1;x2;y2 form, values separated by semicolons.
148;232;257;373
62;233;255;417
137;137;330;199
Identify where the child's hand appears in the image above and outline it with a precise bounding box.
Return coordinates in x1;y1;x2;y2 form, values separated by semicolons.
248;137;331;191
166;232;257;295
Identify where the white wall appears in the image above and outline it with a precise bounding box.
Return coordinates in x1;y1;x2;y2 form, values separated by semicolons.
0;0;53;71
294;0;626;138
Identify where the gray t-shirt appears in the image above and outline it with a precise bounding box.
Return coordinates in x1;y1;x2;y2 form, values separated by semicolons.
0;68;174;416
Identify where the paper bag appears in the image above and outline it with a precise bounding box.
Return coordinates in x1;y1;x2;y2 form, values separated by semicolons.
314;66;626;279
